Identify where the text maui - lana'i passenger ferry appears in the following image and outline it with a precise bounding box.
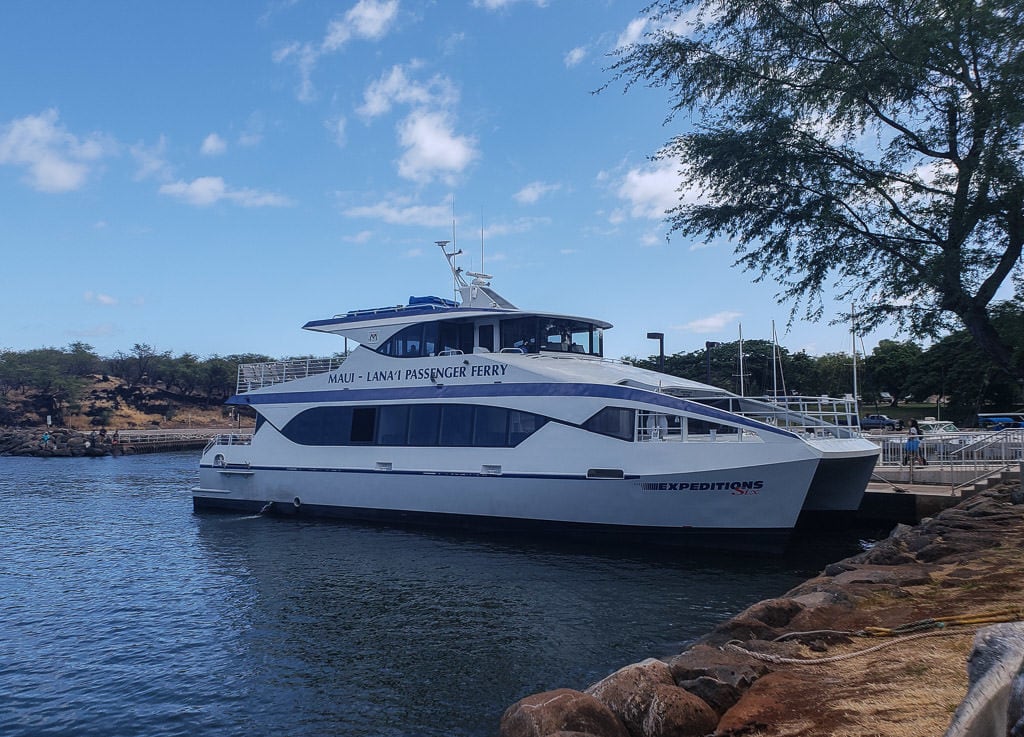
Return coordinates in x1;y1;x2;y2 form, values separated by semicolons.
193;242;879;551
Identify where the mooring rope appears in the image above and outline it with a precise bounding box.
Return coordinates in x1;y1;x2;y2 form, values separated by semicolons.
726;607;1024;665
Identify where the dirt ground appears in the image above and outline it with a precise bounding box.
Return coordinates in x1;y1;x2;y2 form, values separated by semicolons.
709;486;1024;736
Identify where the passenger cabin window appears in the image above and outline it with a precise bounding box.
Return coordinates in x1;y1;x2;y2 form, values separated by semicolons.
499;317;603;357
582;407;635;441
281;404;548;448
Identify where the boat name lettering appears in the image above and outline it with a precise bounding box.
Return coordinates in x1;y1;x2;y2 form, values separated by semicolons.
640;480;764;494
327;372;356;384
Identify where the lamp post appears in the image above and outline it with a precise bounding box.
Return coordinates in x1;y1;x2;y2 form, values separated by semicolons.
705;340;720;384
646;332;665;372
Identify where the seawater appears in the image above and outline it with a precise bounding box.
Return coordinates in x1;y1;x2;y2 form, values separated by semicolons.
0;452;862;737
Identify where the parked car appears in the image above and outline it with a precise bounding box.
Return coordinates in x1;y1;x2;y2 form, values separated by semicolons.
861;414;903;431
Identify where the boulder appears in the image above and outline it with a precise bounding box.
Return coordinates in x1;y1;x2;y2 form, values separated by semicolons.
585;659;675;737
500;689;629;737
641;683;717;737
675;675;740;716
715;671;807;734
667;644;768;691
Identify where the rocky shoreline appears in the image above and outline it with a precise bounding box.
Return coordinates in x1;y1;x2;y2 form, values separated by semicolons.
500;484;1024;736
0;428;121;457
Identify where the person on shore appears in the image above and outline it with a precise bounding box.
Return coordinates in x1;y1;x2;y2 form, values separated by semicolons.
40;431;51;448
903;419;927;466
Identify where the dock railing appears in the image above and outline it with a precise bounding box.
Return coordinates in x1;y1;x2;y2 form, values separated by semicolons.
865;428;1024;488
237;356;345;394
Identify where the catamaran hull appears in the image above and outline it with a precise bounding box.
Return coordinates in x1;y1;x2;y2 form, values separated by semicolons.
193;458;818;551
800;438;881;512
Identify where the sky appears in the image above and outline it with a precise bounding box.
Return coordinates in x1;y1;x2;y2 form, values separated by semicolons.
1;0;899;363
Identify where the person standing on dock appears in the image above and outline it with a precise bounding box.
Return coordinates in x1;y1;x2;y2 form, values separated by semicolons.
903;419;927;466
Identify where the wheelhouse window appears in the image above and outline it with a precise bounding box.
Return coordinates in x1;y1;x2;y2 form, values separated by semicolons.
377;320;474;357
499;317;603;356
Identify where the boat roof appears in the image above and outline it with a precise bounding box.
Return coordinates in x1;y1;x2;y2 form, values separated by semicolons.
304;243;612;336
303;295;613;334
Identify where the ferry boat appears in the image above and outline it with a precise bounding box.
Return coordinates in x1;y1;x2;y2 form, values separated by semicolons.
192;242;877;550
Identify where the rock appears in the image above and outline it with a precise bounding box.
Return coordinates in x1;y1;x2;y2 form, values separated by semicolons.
640;683;717;737
675;675;740;716
830;564;932;587
500;689;629;737
709;597;805;642
585;659;676;737
667;645;768;691
716;671;807;734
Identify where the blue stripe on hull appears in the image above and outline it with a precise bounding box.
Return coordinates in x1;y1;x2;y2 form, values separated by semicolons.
228;381;797;438
191;496;792;553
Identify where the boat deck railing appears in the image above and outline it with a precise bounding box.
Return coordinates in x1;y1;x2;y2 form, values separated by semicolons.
236;357;346;394
203;433;254;453
679;393;862;438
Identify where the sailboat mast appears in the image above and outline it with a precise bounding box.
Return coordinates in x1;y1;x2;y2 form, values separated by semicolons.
738;324;745;397
851;303;859;402
771;321;778;400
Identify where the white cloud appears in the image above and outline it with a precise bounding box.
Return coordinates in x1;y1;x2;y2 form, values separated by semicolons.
275;0;400;102
472;0;549;9
273;41;319;102
0;109;112;193
641;231;664;247
396;110;477;183
514;180;560;204
358;62;458;119
130;135;172;181
616;18;649;48
615;159;686;220
324;0;399;51
343;197;452;227
344;230;374;243
159;176;292;207
616;8;700;50
564;47;586;67
326;115;347;147
238;112;266;147
560;248;579;255
201;133;227;156
674;311;742;333
403;248;423;258
481;216;550;238
689;240;713;251
84;291;118;306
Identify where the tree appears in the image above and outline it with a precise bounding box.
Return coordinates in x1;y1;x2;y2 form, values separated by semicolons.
610;0;1024;376
863;340;923;405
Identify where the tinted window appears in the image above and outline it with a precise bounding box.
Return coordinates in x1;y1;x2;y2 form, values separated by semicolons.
377;405;409;445
440;405;474;446
583;407;635;441
281;404;548;447
478;325;494;352
509;410;547;445
282;406;353;445
351;407;377;443
408;404;441;446
474;405;508;447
